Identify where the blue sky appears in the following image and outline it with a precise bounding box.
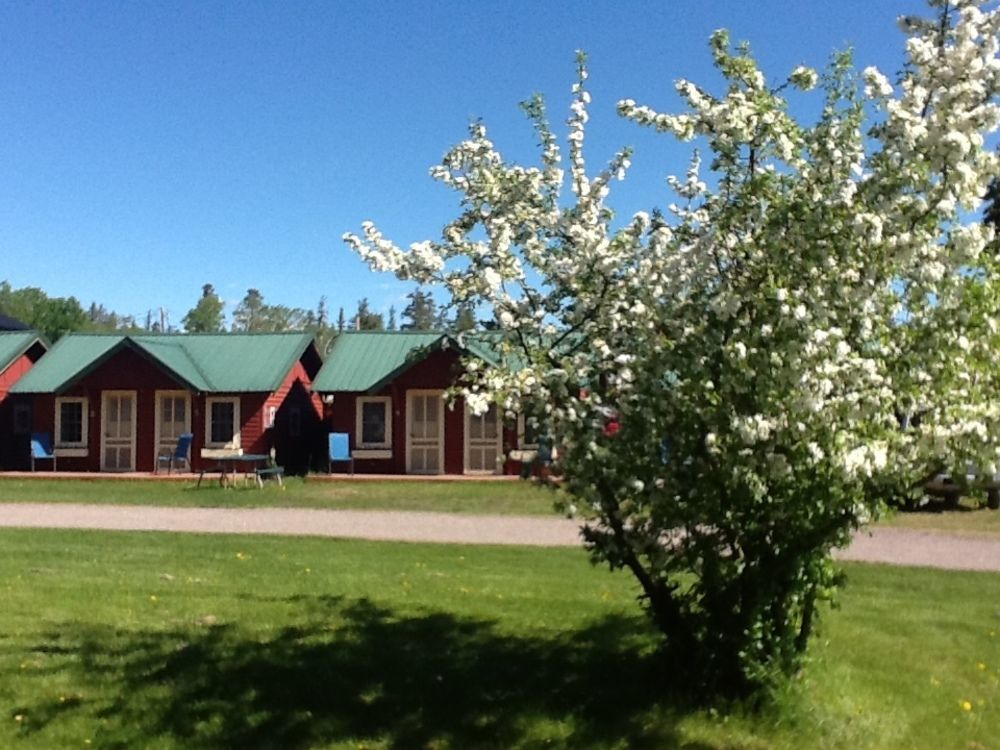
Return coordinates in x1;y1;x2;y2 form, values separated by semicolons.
0;0;932;327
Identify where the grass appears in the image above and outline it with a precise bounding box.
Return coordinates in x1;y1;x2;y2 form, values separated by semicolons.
881;499;1000;537
0;476;559;515
0;528;997;749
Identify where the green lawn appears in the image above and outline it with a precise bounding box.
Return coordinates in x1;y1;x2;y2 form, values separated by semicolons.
0;529;996;749
0;476;560;515
881;500;1000;537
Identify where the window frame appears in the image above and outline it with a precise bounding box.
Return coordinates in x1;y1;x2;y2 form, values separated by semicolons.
54;396;88;449
204;396;241;449
355;396;392;450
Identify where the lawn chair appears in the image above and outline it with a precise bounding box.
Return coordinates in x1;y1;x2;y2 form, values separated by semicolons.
30;433;56;472
328;432;354;475
157;433;193;474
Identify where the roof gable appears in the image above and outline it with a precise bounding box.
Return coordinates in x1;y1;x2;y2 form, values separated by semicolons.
11;332;317;394
312;332;449;392
0;331;47;375
311;330;515;393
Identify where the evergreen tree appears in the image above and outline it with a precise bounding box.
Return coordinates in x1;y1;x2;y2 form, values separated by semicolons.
401;289;437;330
316;296;329;328
355;298;384;330
453;302;477;332
387;305;397;331
182;284;225;333
232;288;265;331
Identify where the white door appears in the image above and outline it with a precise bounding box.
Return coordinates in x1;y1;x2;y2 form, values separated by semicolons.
102;391;136;472
465;402;502;474
406;390;444;474
155;391;191;464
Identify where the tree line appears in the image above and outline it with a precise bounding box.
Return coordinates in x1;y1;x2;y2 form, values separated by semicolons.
0;280;477;348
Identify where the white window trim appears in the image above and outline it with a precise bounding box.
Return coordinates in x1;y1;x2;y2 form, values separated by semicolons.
356;396;392;450
55;396;88;449
205;396;241;449
154;390;192;464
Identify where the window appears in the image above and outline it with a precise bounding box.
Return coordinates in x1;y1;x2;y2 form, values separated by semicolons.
356;397;391;449
55;397;88;447
205;397;240;448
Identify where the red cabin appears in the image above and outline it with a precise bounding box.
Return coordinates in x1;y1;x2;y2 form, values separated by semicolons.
312;332;538;475
10;332;323;473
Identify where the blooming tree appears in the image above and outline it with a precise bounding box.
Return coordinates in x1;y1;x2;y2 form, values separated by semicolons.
345;0;1000;695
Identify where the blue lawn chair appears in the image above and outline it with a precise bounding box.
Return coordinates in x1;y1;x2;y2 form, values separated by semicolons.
157;433;193;474
30;433;57;472
328;432;354;474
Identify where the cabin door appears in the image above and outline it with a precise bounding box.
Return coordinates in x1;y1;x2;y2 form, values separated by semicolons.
155;391;191;464
465;402;502;474
101;391;136;472
406;390;443;474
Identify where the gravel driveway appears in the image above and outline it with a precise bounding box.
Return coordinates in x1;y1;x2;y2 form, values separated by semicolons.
0;503;997;572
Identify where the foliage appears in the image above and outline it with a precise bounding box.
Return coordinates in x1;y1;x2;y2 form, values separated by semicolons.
0;281;94;341
231;287;265;330
401;288;438;330
354;297;385;330
181;283;226;333
91;302;139;332
452;301;477;332
346;1;1000;696
231;287;313;332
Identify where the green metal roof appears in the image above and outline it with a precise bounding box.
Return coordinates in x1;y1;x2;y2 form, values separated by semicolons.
0;331;46;374
312;331;448;392
11;332;316;394
311;330;526;393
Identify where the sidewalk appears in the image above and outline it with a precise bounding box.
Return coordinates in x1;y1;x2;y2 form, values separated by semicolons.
0;503;998;571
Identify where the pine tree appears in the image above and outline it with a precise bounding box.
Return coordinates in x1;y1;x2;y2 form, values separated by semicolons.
181;284;225;333
401;289;437;330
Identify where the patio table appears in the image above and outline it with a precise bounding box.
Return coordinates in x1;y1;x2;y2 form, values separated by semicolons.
197;453;270;488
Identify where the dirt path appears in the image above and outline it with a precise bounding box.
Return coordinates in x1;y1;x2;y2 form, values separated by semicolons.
0;503;997;572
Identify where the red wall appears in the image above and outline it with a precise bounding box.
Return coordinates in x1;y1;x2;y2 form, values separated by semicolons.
0;353;37;401
322;349;523;475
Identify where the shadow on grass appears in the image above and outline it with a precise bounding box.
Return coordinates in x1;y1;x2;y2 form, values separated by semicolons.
21;596;711;749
